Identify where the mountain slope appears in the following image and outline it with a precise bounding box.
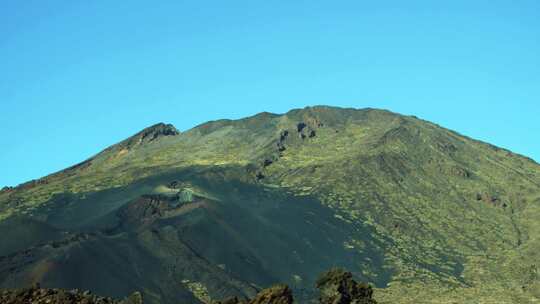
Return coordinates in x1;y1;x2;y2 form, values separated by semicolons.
1;106;539;303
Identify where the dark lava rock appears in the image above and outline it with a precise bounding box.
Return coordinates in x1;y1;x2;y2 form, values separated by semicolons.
121;123;180;150
119;195;170;220
277;130;289;152
279;130;289;142
316;268;377;304
0;285;142;304
296;123;317;140
263;159;274;167
217;269;378;304
115;193;194;230
297;123;307;133
140;123;179;141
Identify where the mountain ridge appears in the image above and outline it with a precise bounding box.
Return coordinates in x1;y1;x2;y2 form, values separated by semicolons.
1;106;539;303
2;106;537;191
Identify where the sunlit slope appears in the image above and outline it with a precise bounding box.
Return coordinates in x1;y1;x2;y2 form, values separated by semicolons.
1;106;539;303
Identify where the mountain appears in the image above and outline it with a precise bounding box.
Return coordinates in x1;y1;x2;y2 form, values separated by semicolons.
0;106;539;303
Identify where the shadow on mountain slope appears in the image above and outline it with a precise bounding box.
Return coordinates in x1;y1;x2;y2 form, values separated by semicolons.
0;166;393;304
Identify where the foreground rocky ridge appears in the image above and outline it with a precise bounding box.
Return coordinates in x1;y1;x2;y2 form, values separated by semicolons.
0;284;143;304
0;269;375;304
216;269;376;304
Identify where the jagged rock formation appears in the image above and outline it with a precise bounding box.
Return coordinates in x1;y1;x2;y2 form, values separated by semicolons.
0;269;374;304
217;285;293;304
215;269;375;304
122;123;179;148
316;269;376;304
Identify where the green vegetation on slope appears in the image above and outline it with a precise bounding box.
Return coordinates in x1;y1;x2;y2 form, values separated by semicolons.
1;106;539;303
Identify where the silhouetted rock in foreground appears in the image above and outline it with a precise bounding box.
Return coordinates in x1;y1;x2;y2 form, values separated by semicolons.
316;269;377;304
0;284;142;304
1;269;374;304
216;269;375;304
216;285;293;304
249;285;293;304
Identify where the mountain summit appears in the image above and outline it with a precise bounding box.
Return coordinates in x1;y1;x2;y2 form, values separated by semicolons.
1;106;539;303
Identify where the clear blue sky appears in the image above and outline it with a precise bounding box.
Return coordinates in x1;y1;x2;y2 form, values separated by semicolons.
1;1;539;187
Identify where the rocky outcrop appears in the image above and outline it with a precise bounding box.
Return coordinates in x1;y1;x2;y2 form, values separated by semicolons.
296;122;318;140
139;123;180;141
0;186;13;193
216;285;293;304
118;195;172;222
277;130;289;153
316;269;377;304
115;193;198;230
476;192;496;203
256;172;265;180
263;159;274;167
279;130;289;142
0;264;373;304
117;123;180;151
0;284;142;304
215;269;375;304
256;121;323;182
476;192;507;208
249;285;293;304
